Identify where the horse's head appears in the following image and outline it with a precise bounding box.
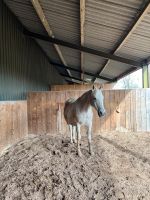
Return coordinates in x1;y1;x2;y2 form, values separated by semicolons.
91;85;106;117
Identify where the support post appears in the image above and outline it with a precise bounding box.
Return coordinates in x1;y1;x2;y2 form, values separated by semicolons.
143;64;149;88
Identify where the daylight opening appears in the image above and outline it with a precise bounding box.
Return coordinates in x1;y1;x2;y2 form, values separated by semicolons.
113;69;143;89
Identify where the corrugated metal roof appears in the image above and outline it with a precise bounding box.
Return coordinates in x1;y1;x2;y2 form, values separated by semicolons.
58;46;81;78
4;0;46;34
4;0;75;78
82;0;148;81
100;61;132;78
58;46;80;67
83;53;107;73
39;0;81;79
84;0;142;52
115;9;150;61
39;0;80;44
3;0;150;83
36;39;61;64
100;1;150;81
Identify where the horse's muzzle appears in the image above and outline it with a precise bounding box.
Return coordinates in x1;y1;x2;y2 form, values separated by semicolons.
98;110;106;117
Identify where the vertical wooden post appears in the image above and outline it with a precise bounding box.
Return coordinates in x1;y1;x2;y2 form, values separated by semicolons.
57;104;62;134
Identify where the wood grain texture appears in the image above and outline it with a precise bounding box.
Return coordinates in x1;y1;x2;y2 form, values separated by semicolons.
27;89;150;135
51;83;116;91
1;89;149;152
0;101;28;151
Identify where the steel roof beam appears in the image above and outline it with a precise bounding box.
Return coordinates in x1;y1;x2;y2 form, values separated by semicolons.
65;79;79;84
60;73;88;83
24;29;142;68
50;61;114;82
94;0;150;82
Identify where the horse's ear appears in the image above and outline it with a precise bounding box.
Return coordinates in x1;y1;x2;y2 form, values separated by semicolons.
99;84;103;89
92;85;96;90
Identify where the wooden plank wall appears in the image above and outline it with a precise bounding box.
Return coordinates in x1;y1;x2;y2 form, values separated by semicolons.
27;89;150;135
0;101;28;151
51;83;116;91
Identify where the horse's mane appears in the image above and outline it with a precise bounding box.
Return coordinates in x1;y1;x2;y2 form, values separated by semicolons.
65;90;92;108
74;90;92;111
65;98;76;105
77;90;91;102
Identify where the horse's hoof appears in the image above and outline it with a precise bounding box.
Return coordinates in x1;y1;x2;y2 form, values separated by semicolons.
77;151;82;157
73;140;77;144
90;151;94;156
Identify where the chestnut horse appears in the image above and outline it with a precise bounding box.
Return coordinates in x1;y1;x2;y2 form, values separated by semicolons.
64;86;106;156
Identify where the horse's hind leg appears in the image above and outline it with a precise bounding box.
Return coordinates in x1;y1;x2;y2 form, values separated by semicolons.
76;124;82;157
69;125;73;143
72;126;77;143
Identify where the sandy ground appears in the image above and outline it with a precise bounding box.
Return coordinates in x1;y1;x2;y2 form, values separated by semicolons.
0;132;150;200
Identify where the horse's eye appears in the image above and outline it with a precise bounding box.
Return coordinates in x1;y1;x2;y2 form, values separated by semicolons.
93;98;96;101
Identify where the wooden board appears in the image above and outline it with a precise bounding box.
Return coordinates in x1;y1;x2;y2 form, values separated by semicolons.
51;83;116;91
27;89;150;135
0;101;28;151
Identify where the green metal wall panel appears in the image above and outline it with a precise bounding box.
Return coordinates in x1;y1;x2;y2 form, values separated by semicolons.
143;65;149;88
0;0;65;100
148;65;150;88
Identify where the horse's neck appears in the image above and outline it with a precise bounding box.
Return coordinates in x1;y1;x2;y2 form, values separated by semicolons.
76;91;91;111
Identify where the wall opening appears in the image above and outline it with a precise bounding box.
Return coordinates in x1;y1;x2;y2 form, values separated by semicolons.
114;69;142;89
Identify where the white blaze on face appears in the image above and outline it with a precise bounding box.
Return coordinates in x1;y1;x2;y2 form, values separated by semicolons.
92;89;105;116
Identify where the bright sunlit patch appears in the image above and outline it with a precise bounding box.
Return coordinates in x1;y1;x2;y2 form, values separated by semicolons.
113;69;142;89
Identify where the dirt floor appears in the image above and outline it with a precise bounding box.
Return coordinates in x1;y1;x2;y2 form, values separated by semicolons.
0;132;150;200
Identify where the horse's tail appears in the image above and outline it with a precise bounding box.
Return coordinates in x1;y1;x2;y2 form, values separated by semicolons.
64;101;70;111
64;98;73;112
64;101;69;123
64;100;70;106
64;98;75;123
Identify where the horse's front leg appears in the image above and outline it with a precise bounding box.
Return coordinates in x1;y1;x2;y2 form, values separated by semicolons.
69;125;73;143
76;123;82;157
87;124;93;155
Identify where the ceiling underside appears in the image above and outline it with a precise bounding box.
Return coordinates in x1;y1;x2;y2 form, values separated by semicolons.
4;0;150;84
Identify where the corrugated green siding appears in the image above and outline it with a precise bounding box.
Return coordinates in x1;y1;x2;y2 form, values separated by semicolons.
0;0;65;100
143;65;149;88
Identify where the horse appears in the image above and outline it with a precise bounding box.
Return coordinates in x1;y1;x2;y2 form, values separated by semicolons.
65;98;77;144
64;85;106;156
